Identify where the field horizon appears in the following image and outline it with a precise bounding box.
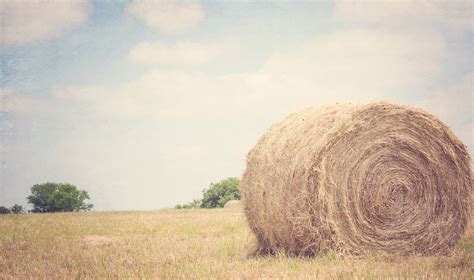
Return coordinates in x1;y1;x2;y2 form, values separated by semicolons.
0;208;472;279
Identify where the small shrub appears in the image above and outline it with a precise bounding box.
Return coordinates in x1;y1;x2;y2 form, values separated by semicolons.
201;177;240;208
0;206;11;214
175;199;201;209
10;204;25;214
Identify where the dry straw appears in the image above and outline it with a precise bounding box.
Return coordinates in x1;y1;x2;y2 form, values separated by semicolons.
241;102;472;256
224;200;242;211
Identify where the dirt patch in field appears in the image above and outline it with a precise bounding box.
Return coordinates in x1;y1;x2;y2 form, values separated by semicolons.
81;235;114;247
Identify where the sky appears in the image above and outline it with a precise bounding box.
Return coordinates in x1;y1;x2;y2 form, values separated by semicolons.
0;0;472;211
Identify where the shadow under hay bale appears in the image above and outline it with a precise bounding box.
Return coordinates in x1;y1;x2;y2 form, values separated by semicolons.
241;102;472;256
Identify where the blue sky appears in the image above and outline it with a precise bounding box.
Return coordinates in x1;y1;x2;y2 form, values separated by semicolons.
0;0;472;210
1;1;334;92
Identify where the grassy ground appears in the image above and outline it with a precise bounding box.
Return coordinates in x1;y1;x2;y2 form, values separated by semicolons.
0;208;472;279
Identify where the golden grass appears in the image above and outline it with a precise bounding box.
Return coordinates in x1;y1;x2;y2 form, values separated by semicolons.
0;208;472;279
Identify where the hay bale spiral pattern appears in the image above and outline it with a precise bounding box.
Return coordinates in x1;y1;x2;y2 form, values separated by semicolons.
241;102;471;256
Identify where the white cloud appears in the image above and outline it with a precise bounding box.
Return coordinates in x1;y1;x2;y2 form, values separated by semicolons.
334;0;473;30
256;29;445;102
0;88;41;113
126;0;203;35
54;29;446;120
0;0;91;46
52;71;228;118
129;41;220;66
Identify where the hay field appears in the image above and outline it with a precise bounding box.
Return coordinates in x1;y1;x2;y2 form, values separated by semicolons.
0;208;472;279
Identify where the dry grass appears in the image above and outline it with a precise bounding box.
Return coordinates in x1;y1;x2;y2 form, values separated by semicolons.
0;208;472;279
241;102;471;256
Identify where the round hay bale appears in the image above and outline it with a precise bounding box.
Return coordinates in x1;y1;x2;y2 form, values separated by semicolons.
241;102;471;256
224;200;242;211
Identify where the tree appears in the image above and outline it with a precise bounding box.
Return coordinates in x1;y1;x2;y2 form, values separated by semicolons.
175;199;201;209
201;177;240;208
189;199;201;208
0;206;11;214
10;204;25;214
27;183;93;213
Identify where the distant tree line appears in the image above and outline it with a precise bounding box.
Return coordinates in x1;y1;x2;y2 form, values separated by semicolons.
2;178;239;214
0;204;25;214
0;182;93;214
175;177;240;209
